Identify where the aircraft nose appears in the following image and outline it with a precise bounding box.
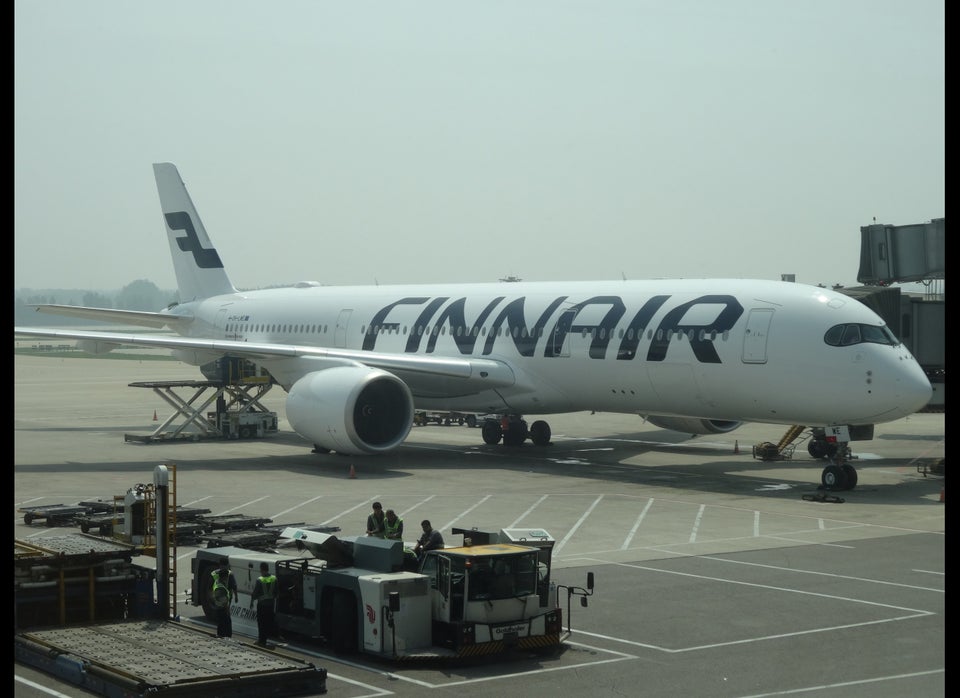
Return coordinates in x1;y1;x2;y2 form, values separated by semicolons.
893;361;934;415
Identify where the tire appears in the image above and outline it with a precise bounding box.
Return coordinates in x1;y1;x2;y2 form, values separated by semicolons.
239;425;253;439
821;464;847;490
530;420;552;446
841;464;858;490
465;414;477;428
502;418;528;446
808;439;828;459
481;419;502;445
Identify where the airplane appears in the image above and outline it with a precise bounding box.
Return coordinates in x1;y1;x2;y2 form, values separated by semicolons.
15;163;932;491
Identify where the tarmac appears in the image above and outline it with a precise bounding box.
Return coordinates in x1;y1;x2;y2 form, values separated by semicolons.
14;354;945;698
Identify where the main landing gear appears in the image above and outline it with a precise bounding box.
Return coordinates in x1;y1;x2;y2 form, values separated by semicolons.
481;415;552;447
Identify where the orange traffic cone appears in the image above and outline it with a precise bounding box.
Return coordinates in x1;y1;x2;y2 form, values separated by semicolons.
734;440;740;454
348;464;357;479
153;410;158;421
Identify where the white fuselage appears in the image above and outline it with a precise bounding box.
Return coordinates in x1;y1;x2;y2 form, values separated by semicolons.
171;277;930;427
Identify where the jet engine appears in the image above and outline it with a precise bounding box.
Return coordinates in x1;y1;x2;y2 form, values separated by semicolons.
643;415;742;435
286;366;415;455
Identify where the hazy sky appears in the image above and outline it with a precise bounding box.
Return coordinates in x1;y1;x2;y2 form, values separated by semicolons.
15;1;944;293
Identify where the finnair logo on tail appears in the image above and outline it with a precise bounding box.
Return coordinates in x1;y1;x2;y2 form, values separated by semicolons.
165;212;224;269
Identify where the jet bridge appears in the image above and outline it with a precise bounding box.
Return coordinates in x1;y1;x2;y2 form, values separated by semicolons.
123;378;278;444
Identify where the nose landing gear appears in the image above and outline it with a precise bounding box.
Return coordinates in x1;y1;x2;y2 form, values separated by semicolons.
808;428;859;491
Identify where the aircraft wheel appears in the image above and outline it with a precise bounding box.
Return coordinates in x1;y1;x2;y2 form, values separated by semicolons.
841;464;858;490
481;419;502;445
530;420;552;446
808;439;829;459
503;418;528;446
821;464;847;490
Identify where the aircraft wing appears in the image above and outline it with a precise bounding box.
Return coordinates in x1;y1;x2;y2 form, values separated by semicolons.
13;326;517;388
25;304;191;331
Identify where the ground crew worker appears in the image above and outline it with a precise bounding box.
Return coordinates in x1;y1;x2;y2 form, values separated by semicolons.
414;519;444;561
366;502;385;537
211;557;238;638
250;561;278;647
383;509;403;540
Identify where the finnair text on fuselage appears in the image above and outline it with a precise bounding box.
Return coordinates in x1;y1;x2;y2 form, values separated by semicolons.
225;292;744;364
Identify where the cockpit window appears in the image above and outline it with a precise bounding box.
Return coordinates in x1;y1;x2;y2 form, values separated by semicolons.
840;325;861;346
824;323;899;347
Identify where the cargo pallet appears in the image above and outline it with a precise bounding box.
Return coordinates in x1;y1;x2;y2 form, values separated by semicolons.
16;620;327;698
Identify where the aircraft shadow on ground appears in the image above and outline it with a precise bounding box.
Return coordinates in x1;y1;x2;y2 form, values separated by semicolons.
16;428;943;506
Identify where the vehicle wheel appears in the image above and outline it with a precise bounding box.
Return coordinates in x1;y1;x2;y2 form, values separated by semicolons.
481;419;502;444
841;464;858;490
465;414;477;428
808;439;828;459
80;522;90;533
239;425;252;438
24;514;34;525
457;417;464;425
530;420;552;446
821;464;847;490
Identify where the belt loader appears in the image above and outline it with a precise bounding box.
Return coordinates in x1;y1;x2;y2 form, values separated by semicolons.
190;525;594;660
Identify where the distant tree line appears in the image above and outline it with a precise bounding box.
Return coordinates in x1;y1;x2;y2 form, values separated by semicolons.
14;279;177;326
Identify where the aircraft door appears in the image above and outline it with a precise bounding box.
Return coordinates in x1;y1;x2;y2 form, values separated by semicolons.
430;555;452;623
215;308;228;337
548;308;575;357
741;309;773;364
335;309;352;348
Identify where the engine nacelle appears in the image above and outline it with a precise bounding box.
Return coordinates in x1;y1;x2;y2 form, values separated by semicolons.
644;415;742;435
286;366;414;455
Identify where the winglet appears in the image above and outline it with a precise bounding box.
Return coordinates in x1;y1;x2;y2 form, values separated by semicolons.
153;163;237;302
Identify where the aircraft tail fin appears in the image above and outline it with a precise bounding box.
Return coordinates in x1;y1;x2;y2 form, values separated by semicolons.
153;163;237;302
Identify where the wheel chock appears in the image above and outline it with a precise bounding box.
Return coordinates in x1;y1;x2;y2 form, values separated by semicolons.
802;493;845;503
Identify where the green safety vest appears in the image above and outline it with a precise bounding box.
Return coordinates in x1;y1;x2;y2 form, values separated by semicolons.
256;574;277;601
384;517;403;538
211;569;232;608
